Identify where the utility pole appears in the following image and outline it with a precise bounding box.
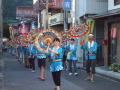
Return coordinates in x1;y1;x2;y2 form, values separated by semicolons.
38;0;42;29
64;10;68;30
46;0;49;29
40;0;49;29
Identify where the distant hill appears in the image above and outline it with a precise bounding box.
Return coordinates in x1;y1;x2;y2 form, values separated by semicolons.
3;0;33;20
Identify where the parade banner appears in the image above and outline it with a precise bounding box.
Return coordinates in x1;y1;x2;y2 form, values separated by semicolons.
85;19;95;41
63;0;72;10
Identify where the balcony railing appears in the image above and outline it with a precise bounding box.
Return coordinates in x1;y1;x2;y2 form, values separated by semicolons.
48;13;71;26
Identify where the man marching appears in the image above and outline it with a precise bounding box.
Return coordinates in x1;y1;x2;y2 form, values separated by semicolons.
80;33;97;82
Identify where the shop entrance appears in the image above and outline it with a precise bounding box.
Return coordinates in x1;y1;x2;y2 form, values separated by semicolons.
108;23;117;66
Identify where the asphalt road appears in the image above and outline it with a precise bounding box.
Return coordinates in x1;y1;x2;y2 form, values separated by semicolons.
3;52;120;90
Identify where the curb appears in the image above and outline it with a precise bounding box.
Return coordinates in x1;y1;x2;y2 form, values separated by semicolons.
77;66;120;82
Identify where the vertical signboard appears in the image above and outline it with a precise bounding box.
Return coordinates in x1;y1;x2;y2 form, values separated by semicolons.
85;19;95;41
63;0;72;10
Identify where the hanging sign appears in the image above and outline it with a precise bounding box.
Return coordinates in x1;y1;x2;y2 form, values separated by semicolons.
111;27;117;39
63;0;72;10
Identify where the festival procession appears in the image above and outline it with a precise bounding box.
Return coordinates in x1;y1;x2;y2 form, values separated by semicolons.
1;0;120;90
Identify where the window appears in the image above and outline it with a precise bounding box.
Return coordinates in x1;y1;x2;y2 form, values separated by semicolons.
114;0;120;6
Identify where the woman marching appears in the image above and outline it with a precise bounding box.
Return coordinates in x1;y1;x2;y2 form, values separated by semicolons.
48;38;63;90
35;38;63;90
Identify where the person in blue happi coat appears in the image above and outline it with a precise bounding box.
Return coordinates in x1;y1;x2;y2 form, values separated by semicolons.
35;38;63;90
9;46;13;54
27;44;36;72
47;38;63;90
17;45;21;61
61;42;69;71
35;40;48;81
19;45;25;64
25;46;30;67
66;38;78;76
81;33;98;82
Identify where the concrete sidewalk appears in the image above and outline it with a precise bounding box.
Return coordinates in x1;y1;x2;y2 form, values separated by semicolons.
96;66;120;81
0;53;4;90
77;63;120;81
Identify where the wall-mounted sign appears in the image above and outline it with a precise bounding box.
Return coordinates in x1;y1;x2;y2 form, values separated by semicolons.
63;0;72;10
50;18;57;23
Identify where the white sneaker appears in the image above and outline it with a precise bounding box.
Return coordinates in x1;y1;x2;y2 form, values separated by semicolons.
74;73;78;76
31;70;35;73
69;72;72;75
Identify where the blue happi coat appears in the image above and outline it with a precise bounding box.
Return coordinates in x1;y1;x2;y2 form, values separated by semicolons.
66;43;78;61
35;41;47;59
81;41;98;60
19;46;24;55
27;44;36;58
61;42;68;56
48;46;63;72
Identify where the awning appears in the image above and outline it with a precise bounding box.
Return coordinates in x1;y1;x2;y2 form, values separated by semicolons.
88;8;120;19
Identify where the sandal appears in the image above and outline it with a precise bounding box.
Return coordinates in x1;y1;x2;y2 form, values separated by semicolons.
38;77;46;81
85;78;91;81
91;80;95;83
53;88;57;90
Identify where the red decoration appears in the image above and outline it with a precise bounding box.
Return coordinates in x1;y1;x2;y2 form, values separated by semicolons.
102;40;107;45
111;27;117;39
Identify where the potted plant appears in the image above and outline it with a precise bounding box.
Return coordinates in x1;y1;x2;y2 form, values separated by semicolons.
118;65;120;73
109;63;119;72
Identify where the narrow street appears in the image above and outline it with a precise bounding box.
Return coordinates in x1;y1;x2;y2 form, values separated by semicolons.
3;52;120;90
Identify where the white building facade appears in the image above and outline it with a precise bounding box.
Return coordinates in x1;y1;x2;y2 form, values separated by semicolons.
71;0;108;66
75;0;108;23
108;0;120;10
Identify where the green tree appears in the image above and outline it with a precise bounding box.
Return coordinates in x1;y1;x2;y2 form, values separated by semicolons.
3;0;33;20
3;20;10;38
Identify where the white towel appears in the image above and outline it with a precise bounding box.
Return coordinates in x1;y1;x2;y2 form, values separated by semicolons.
51;46;59;57
70;44;74;51
88;41;94;49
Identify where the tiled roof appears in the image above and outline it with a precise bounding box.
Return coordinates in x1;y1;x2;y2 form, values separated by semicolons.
16;7;37;18
33;0;63;12
33;0;51;11
88;8;120;19
49;0;63;9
